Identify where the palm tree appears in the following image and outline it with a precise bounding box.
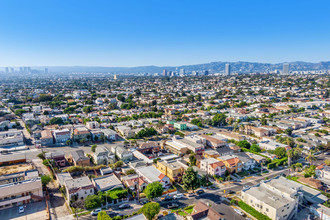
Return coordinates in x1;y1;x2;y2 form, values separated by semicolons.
295;163;302;172
287;149;294;167
306;152;316;165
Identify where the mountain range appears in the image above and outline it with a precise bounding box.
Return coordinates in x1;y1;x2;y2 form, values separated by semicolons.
14;61;330;74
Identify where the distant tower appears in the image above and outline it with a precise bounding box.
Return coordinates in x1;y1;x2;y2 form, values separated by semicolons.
163;69;168;77
225;63;231;76
114;74;117;80
19;67;23;73
5;67;9;73
204;70;209;75
10;67;14;73
179;68;185;75
283;63;289;74
44;68;48;74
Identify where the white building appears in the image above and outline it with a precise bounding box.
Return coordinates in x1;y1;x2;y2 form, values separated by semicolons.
52;129;71;143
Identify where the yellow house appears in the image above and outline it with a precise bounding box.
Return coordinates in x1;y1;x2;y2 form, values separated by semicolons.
155;160;184;183
203;149;220;159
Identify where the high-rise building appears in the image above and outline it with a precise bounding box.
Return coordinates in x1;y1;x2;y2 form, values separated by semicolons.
163;69;168;77
179;68;185;75
283;63;289;74
5;67;9;73
204;70;209;75
225;64;231;76
114;74;117;80
44;68;48;74
19;67;23;73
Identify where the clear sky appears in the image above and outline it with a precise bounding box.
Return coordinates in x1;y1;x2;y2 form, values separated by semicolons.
1;0;330;67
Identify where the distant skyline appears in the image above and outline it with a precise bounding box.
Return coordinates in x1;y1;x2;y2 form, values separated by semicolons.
1;0;330;67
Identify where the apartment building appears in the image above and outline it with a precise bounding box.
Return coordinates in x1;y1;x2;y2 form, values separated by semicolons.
155;160;185;183
0;177;43;210
241;176;301;220
0;130;24;148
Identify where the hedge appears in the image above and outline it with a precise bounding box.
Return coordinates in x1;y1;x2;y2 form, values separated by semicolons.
238;201;272;220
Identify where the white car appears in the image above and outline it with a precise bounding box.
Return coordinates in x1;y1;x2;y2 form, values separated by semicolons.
18;206;24;213
91;208;102;216
234;209;245;216
174;193;184;199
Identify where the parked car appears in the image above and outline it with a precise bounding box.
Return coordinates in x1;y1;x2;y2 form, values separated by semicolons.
196;189;204;195
227;190;235;194
118;204;130;209
18;206;24;213
167;203;179;209
187;193;195;197
234;209;245;216
91;208;102;216
162;196;173;201
174;193;184;199
324;152;330;155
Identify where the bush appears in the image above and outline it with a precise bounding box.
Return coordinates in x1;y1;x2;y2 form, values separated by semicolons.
85;195;102;210
238;201;271;220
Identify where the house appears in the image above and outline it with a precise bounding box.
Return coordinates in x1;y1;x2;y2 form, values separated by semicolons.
100;129;118;141
86;121;100;130
122;175;148;192
188;201;224;220
174;122;187;131
202;149;220;159
155;160;185;183
259;140;288;151
92;174;123;192
65;176;94;202
70;150;90;166
217;156;243;173
73;127;91;142
40;130;53;146
93;146;115;165
174;135;204;154
200;158;226;177
135;165;171;188
165;140;189;156
235;152;257;170
45;151;66;166
116;126;135;138
208;161;226;177
111;145;133;162
52;129;71;144
198;135;226;149
56;172;73;187
216;146;234;156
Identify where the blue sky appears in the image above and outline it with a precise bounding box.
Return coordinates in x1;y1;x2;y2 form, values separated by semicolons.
0;0;330;67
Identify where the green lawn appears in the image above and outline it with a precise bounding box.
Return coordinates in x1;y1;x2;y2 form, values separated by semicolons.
178;211;187;216
184;205;195;214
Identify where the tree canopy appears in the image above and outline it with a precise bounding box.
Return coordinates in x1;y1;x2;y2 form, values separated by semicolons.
139;202;160;220
144;182;163;200
182;167;200;191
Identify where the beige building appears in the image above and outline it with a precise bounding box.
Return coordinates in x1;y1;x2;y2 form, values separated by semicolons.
0;177;43;210
241;176;300;220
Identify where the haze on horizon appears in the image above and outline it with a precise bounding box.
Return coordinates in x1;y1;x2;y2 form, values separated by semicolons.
1;0;330;67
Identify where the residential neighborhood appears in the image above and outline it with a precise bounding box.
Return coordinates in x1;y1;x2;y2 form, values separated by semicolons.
0;72;330;220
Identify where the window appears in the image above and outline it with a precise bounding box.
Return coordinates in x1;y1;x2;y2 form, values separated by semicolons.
90;189;93;193
266;208;269;212
284;215;287;218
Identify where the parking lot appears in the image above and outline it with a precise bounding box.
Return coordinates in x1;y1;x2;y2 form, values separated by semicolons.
1;201;47;220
